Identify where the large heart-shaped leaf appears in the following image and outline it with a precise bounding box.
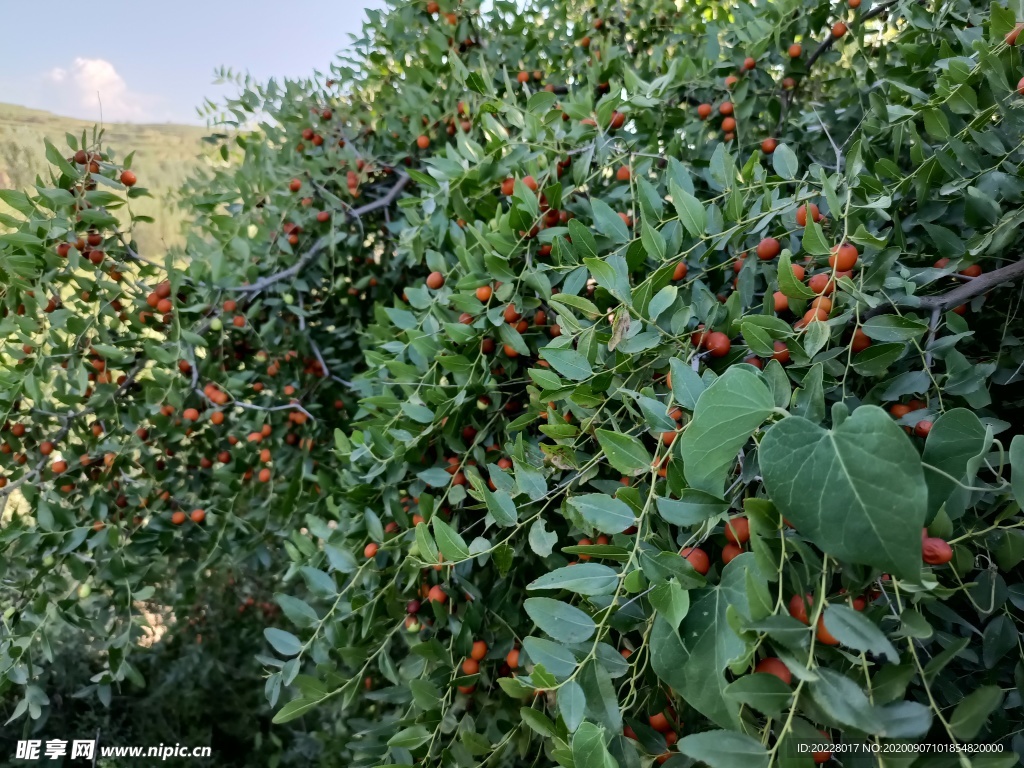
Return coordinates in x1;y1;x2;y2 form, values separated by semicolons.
760;405;927;579
678;367;774;497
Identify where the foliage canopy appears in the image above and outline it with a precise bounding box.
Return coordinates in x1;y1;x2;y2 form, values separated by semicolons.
3;0;1024;765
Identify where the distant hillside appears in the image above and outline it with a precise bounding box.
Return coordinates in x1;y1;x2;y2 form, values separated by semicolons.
0;102;209;255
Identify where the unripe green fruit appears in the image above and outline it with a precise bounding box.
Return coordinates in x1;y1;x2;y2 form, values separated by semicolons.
209;318;223;331
42;555;55;567
3;607;14;621
77;584;92;599
538;155;548;170
283;293;295;305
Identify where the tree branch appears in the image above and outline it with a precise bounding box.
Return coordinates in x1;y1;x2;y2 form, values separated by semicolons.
917;259;1024;311
778;0;902;136
806;0;899;70
228;171;409;295
867;259;1024;317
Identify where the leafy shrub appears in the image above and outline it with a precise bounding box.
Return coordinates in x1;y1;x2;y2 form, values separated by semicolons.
3;0;1024;766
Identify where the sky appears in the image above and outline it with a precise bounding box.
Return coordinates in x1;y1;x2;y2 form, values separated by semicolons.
0;0;388;125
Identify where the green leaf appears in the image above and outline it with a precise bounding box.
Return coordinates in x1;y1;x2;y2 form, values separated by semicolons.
670;181;706;237
740;321;774;357
878;701;933;738
677;730;769;768
568;494;636;534
388;725;432;749
409;679;441;709
853;342;906;376
523;637;578;677
949;685;1004;741
647;285;677;321
650;554;756;729
802;322;830;359
272;697;322;724
641;219;666;261
541;348;593;381
921;408;988;519
299;569;337;598
724;675;792;717
484;488;518;527
568;219;598;258
264;628;303;656
401;402;435;423
760;405;927;579
44;138;78;179
923;223;965;258
529;367;563;391
669;357;706;410
922;108;950;139
432;518;470;561
777;252;816;299
821;605;898;662
982;615;1017;669
771;144;799;180
572;722;617;768
0;189;33;216
527;90;557;113
862;315;929;342
1011;435;1024;508
406;168;440;188
791;362;825;423
528;518;559;557
635;394;676;431
678;367;774;497
466;71;488;94
415;521;439;563
514;459;547;501
524;597;596;643
591;197;630;244
585;255;632;304
274;594;319;628
595;430;651;476
558;681;586;732
551;292;601;316
649;579;690;629
521;707;558;737
579;662;622;733
808;669;885;734
802;220;831;256
528;564;619;596
657;490;730;526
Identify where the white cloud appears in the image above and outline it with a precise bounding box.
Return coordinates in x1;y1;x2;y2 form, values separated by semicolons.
45;57;155;122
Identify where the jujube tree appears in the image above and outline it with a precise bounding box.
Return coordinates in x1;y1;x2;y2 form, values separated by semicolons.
3;0;1024;766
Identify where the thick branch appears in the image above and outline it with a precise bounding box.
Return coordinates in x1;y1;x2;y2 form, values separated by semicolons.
917;259;1024;311
229;171;409;295
867;259;1024;317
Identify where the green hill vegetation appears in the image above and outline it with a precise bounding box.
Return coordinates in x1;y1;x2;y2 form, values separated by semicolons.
0;102;208;254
